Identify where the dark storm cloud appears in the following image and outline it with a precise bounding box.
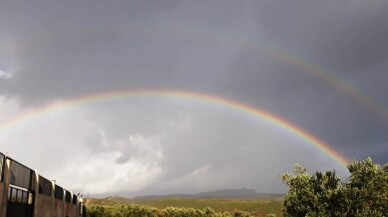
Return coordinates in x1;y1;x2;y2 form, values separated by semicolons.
0;0;387;102
0;0;253;102
250;1;388;67
318;5;388;70
0;1;174;100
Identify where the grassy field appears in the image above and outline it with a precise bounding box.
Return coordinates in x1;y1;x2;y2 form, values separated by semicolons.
86;197;284;217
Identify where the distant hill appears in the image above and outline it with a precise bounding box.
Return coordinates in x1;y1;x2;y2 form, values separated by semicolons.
133;188;283;200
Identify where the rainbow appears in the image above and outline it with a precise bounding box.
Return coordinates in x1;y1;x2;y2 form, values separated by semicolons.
1;25;386;119
0;89;349;168
172;26;388;119
264;49;388;120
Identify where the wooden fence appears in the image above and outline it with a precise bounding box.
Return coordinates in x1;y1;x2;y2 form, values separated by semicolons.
0;152;83;217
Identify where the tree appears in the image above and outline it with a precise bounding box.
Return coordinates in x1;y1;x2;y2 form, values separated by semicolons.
281;158;387;217
343;158;388;216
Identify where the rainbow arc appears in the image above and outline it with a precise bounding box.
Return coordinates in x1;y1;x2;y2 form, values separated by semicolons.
0;89;350;168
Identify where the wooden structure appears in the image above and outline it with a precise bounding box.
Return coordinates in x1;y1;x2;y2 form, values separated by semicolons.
0;152;83;217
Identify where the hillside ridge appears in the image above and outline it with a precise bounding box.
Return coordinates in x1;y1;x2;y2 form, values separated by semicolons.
131;188;283;200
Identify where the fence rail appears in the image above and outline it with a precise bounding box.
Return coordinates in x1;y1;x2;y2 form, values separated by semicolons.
55;185;64;200
10;159;34;190
38;175;52;196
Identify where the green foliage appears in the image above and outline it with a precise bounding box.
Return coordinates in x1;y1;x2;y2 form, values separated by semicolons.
233;210;251;217
85;204;248;217
85;197;284;217
344;158;388;216
282;158;387;217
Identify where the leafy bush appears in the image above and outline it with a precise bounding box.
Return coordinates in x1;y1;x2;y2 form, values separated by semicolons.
84;204;249;217
282;158;387;217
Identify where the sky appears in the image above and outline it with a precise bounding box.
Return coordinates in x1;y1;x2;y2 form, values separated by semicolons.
0;0;387;197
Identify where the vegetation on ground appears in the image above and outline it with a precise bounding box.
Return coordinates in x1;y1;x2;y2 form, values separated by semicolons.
84;204;251;217
85;198;283;217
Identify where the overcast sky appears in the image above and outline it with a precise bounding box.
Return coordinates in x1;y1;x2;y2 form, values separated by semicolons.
0;0;387;197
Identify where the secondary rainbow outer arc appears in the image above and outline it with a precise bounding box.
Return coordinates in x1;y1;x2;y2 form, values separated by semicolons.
182;27;388;120
157;26;388;119
0;89;349;168
146;26;388;120
266;49;388;120
2;25;387;119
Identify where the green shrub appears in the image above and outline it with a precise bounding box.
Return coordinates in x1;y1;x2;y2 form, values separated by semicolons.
85;203;253;217
282;158;387;217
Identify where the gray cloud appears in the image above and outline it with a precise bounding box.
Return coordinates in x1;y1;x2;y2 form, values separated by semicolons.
317;5;388;70
0;0;387;196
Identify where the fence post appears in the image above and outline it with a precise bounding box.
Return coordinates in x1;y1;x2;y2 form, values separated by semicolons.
71;191;74;217
33;170;39;217
51;180;55;217
1;157;11;217
62;188;65;217
0;155;4;216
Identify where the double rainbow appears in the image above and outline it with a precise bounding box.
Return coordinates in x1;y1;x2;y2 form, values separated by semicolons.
2;25;386;119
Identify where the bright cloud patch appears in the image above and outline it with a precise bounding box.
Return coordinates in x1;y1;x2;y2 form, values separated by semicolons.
52;150;163;195
0;70;12;79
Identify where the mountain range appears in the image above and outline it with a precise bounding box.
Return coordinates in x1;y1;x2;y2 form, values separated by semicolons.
131;188;283;200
